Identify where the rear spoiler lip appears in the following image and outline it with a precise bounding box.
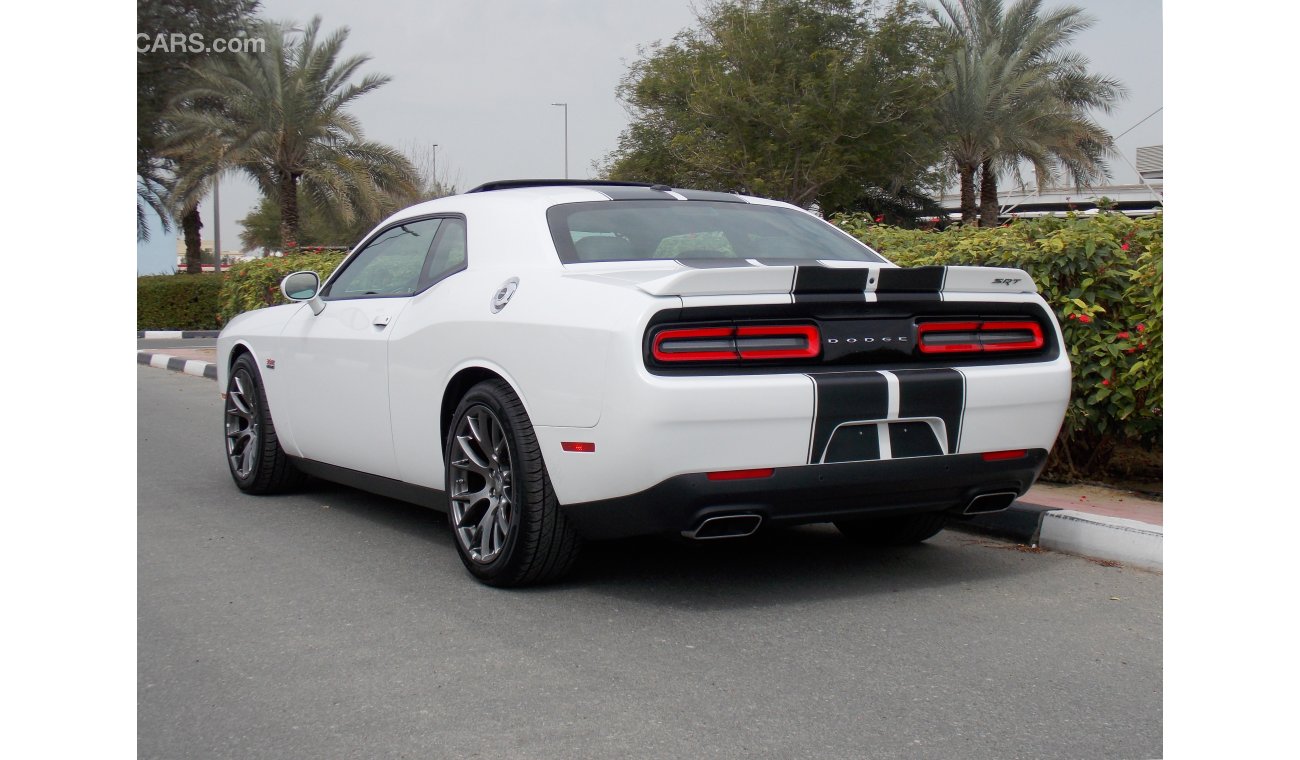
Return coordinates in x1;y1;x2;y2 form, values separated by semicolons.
627;263;1038;297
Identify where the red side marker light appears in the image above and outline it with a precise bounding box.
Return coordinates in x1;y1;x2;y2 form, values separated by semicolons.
706;468;775;481
561;442;596;453
981;449;1027;461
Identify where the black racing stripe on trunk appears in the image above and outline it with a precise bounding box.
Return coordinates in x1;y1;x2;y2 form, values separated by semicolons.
674;189;747;203
894;368;965;453
675;258;754;269
808;372;888;463
793;267;871;304
876;266;945;293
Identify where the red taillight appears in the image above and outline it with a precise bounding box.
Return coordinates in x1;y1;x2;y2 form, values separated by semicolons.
561;441;596;453
706;468;775;481
916;321;982;353
917;320;1044;355
653;324;820;363
981;449;1027;461
978;321;1044;352
736;325;820;360
652;327;736;362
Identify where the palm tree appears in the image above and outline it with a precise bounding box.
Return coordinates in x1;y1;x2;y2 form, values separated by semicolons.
931;0;1125;225
165;16;418;251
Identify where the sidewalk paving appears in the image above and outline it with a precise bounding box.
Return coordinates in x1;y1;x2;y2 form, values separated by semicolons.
138;344;1162;571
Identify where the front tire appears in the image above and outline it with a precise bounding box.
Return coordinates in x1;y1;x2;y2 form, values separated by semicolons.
224;353;306;494
445;380;581;587
834;512;947;546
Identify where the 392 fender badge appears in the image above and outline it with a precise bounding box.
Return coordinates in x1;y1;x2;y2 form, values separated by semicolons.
491;277;520;313
265;358;276;370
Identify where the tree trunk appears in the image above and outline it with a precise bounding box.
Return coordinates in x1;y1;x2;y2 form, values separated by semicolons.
181;206;203;274
979;158;1000;227
958;162;977;225
278;172;300;252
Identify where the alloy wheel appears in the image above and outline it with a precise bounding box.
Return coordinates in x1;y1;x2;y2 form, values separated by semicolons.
449;405;516;563
224;370;260;479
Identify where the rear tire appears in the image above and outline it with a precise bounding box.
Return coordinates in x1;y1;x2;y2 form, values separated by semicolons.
834;512;947;546
445;379;581;587
223;353;306;494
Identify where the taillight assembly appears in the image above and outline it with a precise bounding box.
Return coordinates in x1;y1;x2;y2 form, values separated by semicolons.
652;324;820;363
917;320;1044;354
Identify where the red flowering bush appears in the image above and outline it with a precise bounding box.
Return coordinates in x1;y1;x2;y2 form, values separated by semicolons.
834;211;1163;480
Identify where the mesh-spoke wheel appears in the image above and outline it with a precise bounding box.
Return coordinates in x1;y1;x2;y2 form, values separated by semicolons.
445;380;581;586
225;369;261;479
449;405;517;564
223;354;305;494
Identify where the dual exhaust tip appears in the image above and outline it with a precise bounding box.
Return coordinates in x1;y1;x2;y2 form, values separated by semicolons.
682;491;1017;540
682;514;763;540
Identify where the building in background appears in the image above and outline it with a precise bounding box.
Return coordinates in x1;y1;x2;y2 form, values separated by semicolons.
939;145;1164;221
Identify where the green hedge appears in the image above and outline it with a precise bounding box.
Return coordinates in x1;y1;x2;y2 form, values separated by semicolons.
137;273;224;330
832;212;1163;481
217;251;347;326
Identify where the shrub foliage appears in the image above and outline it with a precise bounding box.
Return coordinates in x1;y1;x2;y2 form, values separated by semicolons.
833;212;1163;480
217;251;346;325
137;273;225;330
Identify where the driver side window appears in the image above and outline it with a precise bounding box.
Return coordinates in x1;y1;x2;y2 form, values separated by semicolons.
325;218;443;299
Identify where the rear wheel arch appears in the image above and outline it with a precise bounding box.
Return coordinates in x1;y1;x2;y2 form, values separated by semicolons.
442;366;523;447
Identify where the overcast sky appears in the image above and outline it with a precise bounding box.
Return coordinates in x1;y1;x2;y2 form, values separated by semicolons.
196;0;1163;248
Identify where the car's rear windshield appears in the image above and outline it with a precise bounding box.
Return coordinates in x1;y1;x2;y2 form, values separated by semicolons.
547;200;886;264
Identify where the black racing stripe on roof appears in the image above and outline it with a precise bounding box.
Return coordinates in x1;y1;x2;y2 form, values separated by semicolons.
672;189;747;203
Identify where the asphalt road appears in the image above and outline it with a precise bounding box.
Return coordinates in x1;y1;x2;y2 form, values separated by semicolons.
138;366;1162;760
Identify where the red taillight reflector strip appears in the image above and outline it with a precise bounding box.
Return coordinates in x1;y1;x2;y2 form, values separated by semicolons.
652;327;736;362
706;468;775;481
916;321;981;353
561;441;596;453
652;325;820;362
735;325;820;359
978;321;1044;352
917;320;1044;354
981;449;1027;461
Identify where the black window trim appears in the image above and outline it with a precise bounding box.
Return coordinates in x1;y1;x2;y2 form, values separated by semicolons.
321;213;469;301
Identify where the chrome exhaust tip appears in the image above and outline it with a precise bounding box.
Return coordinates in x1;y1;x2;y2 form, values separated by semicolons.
682;514;763;540
963;491;1019;515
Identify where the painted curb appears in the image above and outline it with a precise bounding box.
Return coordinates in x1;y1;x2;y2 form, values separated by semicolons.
1038;509;1162;571
137;351;217;380
138;330;220;339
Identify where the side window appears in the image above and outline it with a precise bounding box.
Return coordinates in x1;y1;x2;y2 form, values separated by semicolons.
326;218;443;299
420;217;468;287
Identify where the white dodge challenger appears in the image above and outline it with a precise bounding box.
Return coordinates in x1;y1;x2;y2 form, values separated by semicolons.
217;180;1070;586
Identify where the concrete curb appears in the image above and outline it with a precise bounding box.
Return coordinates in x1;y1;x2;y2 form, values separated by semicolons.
1039;510;1163;571
949;500;1162;571
137;351;217;380
138;330;220;339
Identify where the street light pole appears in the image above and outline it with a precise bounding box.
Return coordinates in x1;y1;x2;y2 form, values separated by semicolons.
551;102;568;179
213;174;221;272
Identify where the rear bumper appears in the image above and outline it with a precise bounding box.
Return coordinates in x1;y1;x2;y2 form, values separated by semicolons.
560;449;1049;540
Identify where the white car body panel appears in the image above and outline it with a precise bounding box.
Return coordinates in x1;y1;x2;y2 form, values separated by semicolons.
217;183;1071;540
